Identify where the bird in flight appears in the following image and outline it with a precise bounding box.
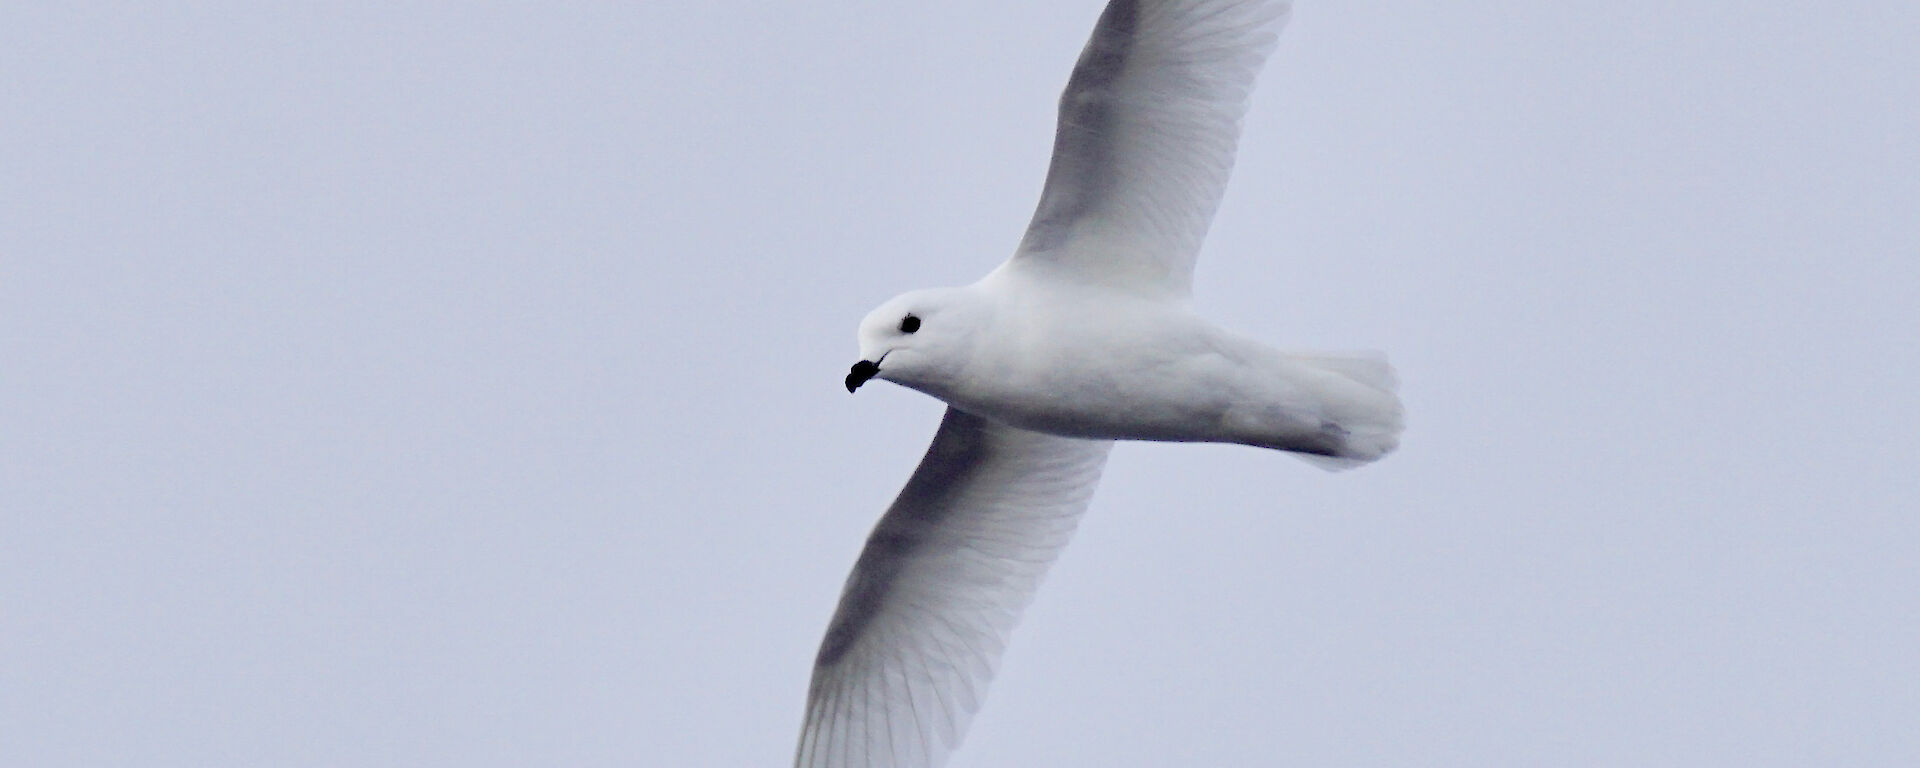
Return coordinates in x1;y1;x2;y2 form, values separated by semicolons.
798;1;1402;766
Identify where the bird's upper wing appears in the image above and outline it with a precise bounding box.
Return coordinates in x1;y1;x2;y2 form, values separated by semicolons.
1011;0;1290;296
794;408;1113;768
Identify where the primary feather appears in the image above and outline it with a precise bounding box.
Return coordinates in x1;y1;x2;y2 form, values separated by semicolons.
795;410;1111;768
1016;0;1291;295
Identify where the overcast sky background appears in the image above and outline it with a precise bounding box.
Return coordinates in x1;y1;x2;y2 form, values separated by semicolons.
4;2;1917;766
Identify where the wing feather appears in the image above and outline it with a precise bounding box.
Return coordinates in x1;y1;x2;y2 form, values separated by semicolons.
1013;0;1291;295
794;408;1113;768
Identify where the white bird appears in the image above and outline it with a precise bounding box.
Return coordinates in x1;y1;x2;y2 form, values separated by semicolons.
796;1;1402;766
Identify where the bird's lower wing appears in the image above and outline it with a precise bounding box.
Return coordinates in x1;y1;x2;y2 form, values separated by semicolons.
795;408;1114;768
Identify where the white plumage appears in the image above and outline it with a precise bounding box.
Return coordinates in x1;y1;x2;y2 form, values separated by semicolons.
798;2;1401;766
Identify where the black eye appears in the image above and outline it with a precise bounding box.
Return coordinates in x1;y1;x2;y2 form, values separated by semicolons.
899;314;921;334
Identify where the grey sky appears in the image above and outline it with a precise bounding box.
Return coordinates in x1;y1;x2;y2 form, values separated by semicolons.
3;2;1916;766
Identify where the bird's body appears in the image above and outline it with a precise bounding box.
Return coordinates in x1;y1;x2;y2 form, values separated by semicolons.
891;265;1400;461
797;1;1403;766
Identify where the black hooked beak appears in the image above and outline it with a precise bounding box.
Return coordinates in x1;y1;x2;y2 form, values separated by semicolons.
845;360;880;393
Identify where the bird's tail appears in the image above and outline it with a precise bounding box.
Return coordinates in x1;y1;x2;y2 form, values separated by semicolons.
1288;351;1404;471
